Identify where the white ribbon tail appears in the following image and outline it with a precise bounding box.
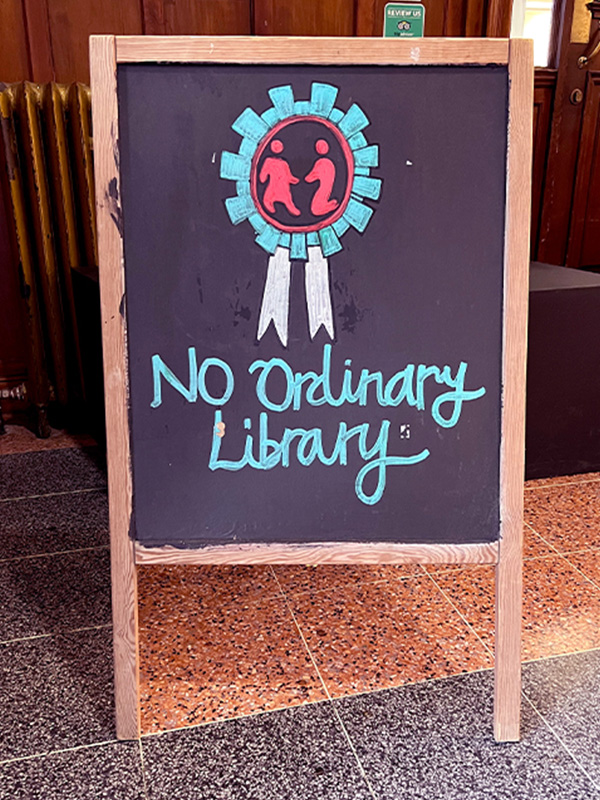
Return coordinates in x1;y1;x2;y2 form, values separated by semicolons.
305;245;335;340
257;246;291;347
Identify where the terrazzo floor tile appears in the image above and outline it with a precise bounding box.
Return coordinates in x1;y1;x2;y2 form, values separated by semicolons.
525;481;600;552
0;628;115;760
0;548;111;641
287;576;492;698
273;563;424;597
335;669;600;800
0;490;108;559
566;548;600;590
523;649;600;785
0;424;97;456
138;564;281;627
433;557;600;660
522;523;558;558
139;594;326;733
142;700;373;800
0;742;144;800
0;448;106;500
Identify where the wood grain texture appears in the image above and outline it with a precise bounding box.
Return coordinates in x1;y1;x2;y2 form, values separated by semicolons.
89;34;140;742
135;541;499;566
486;0;513;38
445;0;467;37
142;0;251;36
494;38;533;743
22;0;55;82
0;0;31;81
115;35;510;65
52;0;143;84
531;69;556;258
566;72;600;267
354;0;447;36
253;0;354;36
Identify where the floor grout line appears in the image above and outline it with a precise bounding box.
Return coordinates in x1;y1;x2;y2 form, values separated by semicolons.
0;737;121;768
0;487;106;504
139;695;335;739
522;691;600;790
522;519;600;593
522;643;600;666
553;552;600;595
0;623;112;647
0;545;109;565
268;566;380;800
138;737;151;800
523;520;563;556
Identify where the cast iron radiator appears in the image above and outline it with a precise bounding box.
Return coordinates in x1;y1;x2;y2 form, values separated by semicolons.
0;82;98;436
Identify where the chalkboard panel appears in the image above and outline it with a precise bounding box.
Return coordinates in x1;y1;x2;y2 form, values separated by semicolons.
117;63;508;548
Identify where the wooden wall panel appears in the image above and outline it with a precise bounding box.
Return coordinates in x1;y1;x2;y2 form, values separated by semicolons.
142;0;251;35
567;72;600;267
2;0;517;80
446;0;468;36
356;0;446;35
46;0;143;84
254;0;355;36
423;0;447;35
531;69;556;258
466;0;486;37
486;0;513;36
354;0;511;37
23;0;54;82
0;0;30;81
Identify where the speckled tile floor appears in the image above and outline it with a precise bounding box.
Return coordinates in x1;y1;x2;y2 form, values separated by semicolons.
2;430;600;798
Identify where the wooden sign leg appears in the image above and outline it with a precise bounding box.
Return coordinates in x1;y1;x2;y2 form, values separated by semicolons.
90;34;141;740
494;38;533;743
111;537;141;740
494;533;523;741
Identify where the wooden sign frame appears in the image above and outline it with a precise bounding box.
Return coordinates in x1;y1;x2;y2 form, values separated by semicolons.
90;35;533;743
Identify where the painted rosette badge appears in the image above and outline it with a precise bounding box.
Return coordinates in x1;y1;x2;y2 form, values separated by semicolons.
220;82;381;346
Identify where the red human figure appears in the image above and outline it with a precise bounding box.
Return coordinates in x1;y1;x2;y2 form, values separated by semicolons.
259;139;301;216
305;139;339;216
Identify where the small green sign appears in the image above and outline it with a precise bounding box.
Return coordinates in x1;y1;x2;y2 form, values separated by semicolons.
383;2;425;38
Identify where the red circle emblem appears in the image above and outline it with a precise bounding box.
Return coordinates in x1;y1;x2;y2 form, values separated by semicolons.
250;115;354;234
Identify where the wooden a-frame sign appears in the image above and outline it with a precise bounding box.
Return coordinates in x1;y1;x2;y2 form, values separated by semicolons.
90;35;533;742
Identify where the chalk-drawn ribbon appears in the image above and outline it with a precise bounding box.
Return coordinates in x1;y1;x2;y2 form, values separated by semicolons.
220;82;381;347
257;246;291;346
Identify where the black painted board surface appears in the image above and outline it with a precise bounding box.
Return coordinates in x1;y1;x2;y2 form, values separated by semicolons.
117;63;508;547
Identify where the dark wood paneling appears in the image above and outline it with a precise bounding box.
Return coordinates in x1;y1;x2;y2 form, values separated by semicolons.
465;0;486;37
423;0;447;35
537;0;590;265
3;0;517;79
47;0;143;84
0;1;31;82
446;0;467;36
486;0;512;37
142;0;251;35
355;0;446;35
254;0;355;36
567;72;600;267
23;0;55;82
531;69;556;257
354;0;508;37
